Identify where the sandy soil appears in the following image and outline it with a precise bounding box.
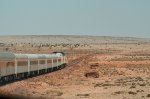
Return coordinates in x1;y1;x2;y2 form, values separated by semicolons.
0;36;150;99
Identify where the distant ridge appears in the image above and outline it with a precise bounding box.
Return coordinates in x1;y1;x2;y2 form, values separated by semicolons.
0;35;149;44
0;35;149;39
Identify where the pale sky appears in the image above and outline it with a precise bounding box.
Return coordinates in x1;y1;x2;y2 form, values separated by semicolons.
0;0;150;38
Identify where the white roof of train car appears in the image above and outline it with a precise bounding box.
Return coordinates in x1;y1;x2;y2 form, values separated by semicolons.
0;52;63;61
0;52;15;61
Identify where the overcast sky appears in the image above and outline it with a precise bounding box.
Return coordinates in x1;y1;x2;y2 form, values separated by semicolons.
0;0;150;38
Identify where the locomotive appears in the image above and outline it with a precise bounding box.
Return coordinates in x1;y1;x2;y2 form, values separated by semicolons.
0;52;67;83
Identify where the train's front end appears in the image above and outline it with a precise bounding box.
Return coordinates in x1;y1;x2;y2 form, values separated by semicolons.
53;52;67;68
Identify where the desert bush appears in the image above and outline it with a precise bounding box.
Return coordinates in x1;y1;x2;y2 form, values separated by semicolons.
85;71;99;78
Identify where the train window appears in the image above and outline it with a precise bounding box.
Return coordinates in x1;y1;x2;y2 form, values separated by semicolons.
47;60;52;63
30;60;38;65
7;62;15;66
18;61;28;66
0;61;6;67
39;60;45;64
53;59;57;63
58;59;61;62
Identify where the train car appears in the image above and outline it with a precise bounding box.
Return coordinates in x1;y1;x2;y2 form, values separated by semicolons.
0;52;67;83
0;52;15;81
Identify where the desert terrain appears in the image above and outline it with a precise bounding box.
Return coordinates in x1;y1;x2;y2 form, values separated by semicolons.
0;35;150;99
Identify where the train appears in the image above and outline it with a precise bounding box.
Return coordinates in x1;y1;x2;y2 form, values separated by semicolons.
0;52;67;83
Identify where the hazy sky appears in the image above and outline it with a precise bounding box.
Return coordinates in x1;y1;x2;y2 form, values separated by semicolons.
0;0;150;38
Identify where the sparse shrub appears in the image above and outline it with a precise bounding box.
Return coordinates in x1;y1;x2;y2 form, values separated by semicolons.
5;48;9;51
77;94;89;97
130;85;136;89
46;90;63;96
147;94;150;97
85;72;99;78
128;91;137;95
114;91;124;94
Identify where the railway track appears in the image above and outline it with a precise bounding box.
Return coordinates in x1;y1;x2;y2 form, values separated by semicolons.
66;54;93;67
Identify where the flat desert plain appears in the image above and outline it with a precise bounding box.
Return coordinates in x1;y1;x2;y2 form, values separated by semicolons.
0;35;150;99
